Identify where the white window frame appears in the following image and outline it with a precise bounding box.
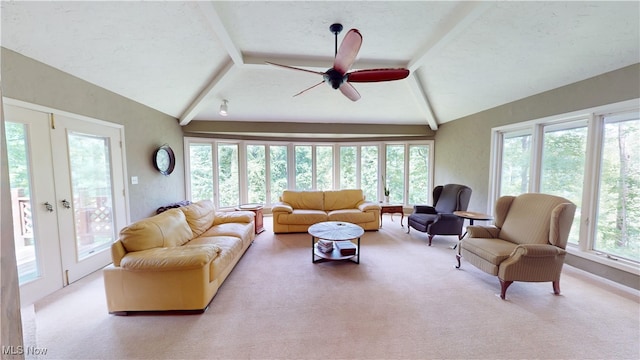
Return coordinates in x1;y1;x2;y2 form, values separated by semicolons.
489;99;640;275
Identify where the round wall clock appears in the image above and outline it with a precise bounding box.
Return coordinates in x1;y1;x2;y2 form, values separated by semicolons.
153;145;175;176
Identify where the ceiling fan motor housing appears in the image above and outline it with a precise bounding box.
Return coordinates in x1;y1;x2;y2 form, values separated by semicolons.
324;68;346;89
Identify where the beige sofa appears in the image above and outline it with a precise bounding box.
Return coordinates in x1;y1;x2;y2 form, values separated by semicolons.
103;200;255;314
272;189;380;233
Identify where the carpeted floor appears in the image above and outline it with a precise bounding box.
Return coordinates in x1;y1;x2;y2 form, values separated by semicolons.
24;216;640;359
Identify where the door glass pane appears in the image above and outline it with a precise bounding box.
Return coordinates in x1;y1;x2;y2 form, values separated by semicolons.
189;143;213;202
408;145;430;205
595;114;640;261
270;145;288;204
361;145;378;201
295;145;312;190
218;143;239;207
6;122;40;284
386;145;405;203
247;145;266;204
540;124;587;245
68;132;115;261
500;133;531;196
340;146;356;189
316;146;333;190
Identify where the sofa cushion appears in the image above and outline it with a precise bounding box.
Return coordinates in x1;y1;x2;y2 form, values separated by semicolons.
120;244;220;271
200;222;254;246
324;189;364;210
119;209;192;252
188;236;244;281
281;190;324;210
181;200;216;237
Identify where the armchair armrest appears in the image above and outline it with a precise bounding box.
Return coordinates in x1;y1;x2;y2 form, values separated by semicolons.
509;244;566;258
467;225;500;238
413;205;437;214
271;203;293;213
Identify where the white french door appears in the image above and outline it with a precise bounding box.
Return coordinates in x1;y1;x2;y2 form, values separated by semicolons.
5;103;127;305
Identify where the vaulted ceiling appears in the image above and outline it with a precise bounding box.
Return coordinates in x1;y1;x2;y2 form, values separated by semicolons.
2;1;639;137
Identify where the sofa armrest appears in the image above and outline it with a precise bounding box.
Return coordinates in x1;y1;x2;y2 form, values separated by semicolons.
214;210;254;224
272;203;293;213
467;225;500;238
413;205;437;214
111;240;127;267
358;201;381;212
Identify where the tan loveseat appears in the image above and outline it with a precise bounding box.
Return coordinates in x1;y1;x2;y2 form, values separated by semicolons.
272;189;380;233
103;200;255;314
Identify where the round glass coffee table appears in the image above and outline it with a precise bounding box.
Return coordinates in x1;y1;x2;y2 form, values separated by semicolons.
308;221;364;264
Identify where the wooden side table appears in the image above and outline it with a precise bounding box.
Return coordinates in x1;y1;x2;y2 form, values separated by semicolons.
453;210;493;238
236;204;265;234
380;204;404;228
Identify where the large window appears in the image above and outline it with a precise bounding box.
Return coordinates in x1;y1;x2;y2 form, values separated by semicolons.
189;143;213;202
187;140;433;208
491;101;640;267
217;143;239;208
247;144;266;204
595;112;639;261
499;131;531;196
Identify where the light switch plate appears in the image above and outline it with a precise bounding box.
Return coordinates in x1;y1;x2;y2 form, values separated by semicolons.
131;176;138;185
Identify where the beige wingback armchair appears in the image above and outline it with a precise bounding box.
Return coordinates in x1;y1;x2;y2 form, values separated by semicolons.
456;193;576;299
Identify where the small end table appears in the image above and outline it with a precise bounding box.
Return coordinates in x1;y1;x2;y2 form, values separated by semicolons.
380;204;404;228
236;204;265;234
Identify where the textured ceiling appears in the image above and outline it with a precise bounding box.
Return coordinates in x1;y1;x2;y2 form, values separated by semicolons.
1;1;639;135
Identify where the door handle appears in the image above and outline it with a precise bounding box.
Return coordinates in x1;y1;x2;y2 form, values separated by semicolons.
61;199;71;209
44;202;54;212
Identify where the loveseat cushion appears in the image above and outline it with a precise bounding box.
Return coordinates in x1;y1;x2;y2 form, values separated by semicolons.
120;244;220;271
281;190;324;210
327;209;376;223
181;200;216;237
119;209;193;252
324;189;364;210
276;209;328;225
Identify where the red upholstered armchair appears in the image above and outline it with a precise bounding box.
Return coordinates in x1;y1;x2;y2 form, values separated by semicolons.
406;184;472;246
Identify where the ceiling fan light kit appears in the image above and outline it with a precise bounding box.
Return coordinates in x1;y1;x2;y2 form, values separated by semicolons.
267;23;410;102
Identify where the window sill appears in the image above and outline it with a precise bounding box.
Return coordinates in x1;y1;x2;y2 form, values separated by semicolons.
566;246;640;276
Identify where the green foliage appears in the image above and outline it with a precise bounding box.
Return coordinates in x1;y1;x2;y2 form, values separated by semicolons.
295;145;312;190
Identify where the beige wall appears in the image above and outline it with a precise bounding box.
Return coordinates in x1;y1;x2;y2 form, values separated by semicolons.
434;63;640;289
1;48;185;221
434;63;640;213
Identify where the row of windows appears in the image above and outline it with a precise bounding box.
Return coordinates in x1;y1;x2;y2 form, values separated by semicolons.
491;100;639;265
185;140;434;208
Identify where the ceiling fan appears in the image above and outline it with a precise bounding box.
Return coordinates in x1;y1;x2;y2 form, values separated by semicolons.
267;23;410;102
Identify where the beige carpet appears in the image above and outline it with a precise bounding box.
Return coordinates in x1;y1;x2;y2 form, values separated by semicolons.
24;216;640;359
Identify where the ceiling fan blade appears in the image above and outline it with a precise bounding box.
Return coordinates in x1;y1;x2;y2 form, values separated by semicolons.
333;29;362;74
266;62;325;76
293;81;325;97
339;82;361;102
347;68;410;82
